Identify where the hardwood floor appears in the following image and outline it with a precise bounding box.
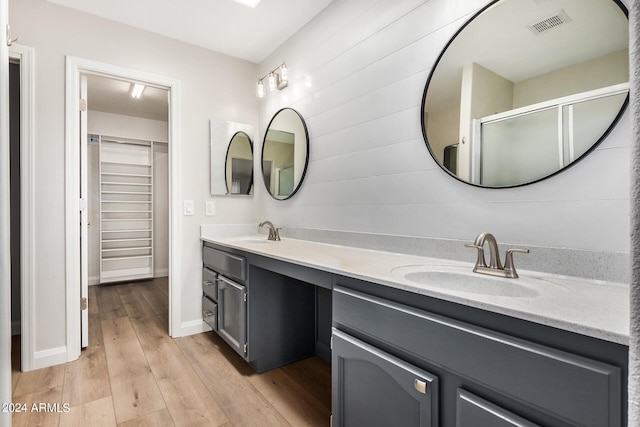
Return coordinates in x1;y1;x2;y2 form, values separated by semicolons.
11;278;331;426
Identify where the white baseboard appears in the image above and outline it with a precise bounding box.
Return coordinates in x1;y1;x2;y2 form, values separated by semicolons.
154;268;169;278
176;319;211;338
32;346;68;370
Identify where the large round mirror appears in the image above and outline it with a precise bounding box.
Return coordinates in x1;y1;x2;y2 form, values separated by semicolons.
262;108;309;200
422;0;629;188
225;131;253;195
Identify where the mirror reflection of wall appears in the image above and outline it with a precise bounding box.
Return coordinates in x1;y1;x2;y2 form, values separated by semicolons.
225;132;253;194
261;108;309;200
263;129;295;197
210;119;255;196
422;0;629;188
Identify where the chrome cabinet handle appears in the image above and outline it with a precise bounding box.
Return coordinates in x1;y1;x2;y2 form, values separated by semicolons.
203;310;214;317
203;280;213;286
414;379;427;395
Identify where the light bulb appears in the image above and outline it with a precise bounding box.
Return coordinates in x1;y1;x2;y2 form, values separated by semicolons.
268;73;276;92
280;63;288;82
256;80;264;98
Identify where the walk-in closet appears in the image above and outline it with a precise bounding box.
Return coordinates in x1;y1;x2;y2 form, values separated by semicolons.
86;75;169;285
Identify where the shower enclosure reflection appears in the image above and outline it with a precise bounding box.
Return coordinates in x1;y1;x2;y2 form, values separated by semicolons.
422;0;629;187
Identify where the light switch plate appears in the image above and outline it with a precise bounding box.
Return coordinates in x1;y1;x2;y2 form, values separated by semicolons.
205;200;215;216
183;200;194;216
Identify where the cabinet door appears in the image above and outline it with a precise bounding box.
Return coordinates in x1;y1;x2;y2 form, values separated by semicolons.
456;390;540;427
217;275;247;357
332;329;438;427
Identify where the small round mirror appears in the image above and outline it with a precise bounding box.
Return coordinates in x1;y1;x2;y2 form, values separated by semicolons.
262;108;309;200
225;131;253;195
422;0;629;187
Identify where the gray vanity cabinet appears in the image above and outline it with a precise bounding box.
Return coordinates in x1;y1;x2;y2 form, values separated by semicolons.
332;329;438;427
456;390;540;427
332;282;625;427
216;275;247;356
202;241;329;373
202;244;248;358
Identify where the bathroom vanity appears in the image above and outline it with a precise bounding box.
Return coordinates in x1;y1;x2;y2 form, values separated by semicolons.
200;233;628;427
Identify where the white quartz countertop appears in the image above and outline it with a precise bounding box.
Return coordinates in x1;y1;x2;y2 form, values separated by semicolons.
201;234;629;345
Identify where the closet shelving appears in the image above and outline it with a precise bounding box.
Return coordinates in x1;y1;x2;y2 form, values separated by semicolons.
98;135;154;283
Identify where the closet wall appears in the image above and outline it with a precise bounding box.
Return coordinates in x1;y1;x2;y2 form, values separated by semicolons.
88;110;169;284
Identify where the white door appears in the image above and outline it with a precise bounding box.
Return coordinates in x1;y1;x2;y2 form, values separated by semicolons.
80;74;89;348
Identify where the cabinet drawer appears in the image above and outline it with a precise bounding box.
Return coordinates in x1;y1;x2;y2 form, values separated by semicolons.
202;268;218;301
203;245;246;282
333;286;621;427
456;389;539;427
202;296;217;331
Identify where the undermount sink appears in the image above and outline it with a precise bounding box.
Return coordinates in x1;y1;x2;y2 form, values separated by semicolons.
391;265;540;298
233;238;274;244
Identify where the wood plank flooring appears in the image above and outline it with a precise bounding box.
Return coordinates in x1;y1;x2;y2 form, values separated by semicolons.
11;278;331;426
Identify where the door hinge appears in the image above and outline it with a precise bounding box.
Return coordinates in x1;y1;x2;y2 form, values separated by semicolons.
6;24;18;46
243;293;247;303
243;343;248;354
79;98;87;112
330;335;333;350
79;198;87;212
81;297;87;311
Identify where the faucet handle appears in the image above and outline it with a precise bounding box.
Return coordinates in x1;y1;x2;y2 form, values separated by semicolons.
503;248;530;278
465;243;487;268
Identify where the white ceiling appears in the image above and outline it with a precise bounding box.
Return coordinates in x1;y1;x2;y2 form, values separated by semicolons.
58;0;334;121
47;0;334;63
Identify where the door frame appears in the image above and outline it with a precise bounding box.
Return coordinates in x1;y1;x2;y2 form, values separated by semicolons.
8;44;35;371
64;56;182;362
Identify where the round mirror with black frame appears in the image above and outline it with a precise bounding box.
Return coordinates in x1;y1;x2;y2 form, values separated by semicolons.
261;108;309;200
421;0;629;188
224;131;254;195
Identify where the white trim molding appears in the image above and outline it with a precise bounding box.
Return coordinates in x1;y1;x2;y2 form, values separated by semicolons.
1;2;11;424
180;320;212;337
65;56;181;362
32;346;68;370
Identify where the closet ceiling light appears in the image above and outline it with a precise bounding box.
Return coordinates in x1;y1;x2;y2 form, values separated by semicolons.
232;0;262;8
131;83;145;99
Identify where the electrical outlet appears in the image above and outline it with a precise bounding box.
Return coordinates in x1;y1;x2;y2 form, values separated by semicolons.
183;200;194;216
205;200;215;216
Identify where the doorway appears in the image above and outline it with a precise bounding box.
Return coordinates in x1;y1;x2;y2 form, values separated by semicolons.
65;57;182;362
9;58;20;370
85;73;170;305
9;44;34;372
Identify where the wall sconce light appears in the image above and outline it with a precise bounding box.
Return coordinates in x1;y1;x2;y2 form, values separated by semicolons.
256;62;288;98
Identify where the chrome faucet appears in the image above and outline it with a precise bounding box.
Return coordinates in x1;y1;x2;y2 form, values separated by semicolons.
464;232;529;278
258;221;281;241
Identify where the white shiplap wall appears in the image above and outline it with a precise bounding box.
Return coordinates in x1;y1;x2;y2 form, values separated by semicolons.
255;0;631;253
